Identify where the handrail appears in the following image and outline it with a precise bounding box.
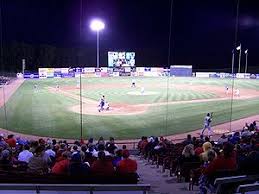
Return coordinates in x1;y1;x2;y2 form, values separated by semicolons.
0;183;151;192
236;182;259;194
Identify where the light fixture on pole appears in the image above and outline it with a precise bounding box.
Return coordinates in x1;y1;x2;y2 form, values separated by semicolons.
236;44;241;73
90;19;105;69
244;49;248;74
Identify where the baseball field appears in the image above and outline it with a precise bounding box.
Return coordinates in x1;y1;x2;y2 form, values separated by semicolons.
1;76;259;140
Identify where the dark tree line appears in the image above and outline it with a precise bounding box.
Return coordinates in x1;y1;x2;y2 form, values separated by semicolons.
1;41;97;72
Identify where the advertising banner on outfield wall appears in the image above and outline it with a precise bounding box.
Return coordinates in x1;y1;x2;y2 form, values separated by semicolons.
54;68;62;78
83;67;95;73
46;68;54;78
136;67;145;72
236;73;250;79
38;68;47;79
196;72;216;78
23;73;39;79
113;72;120;77
101;72;108;77
101;67;108;73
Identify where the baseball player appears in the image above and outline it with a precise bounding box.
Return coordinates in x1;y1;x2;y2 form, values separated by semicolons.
131;78;136;87
201;112;213;137
56;84;60;91
76;80;80;89
225;85;229;95
98;95;105;112
33;84;38;92
141;87;145;95
235;88;240;97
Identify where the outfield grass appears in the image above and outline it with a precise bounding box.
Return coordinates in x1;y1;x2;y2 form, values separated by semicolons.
0;77;259;139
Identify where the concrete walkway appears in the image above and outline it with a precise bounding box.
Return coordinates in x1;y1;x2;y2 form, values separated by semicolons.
134;156;198;194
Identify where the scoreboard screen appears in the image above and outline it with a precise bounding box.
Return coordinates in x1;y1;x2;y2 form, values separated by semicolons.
108;52;135;67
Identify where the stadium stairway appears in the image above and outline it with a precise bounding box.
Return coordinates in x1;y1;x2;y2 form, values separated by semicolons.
133;155;198;194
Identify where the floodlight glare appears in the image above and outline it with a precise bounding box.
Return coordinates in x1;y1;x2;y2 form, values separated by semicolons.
90;19;105;31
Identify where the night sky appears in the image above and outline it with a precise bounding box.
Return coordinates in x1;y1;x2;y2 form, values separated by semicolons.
1;0;259;70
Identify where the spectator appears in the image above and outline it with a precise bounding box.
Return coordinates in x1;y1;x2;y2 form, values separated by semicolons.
239;150;259;174
29;141;39;153
105;137;118;155
217;134;228;145
0;135;8;149
52;151;71;175
91;151;114;176
194;141;204;156
69;152;90;176
178;144;199;165
0;149;13;171
5;134;16;148
200;142;215;162
93;144;110;157
86;145;97;157
18;144;33;163
182;134;192;145
27;146;49;175
87;138;95;148
45;144;56;158
117;150;137;174
138;136;148;154
202;142;237;176
96;136;105;148
229;132;240;144
112;149;122;167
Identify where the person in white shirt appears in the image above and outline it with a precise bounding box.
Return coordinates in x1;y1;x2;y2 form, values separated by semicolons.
201;113;213;136
92;144;110;158
18;144;33;163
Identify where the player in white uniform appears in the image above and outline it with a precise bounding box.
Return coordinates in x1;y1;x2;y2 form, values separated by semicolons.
76;80;80;89
201;113;213;137
56;84;60;91
235;88;240;97
34;84;38;92
141;87;145;95
225;85;229;95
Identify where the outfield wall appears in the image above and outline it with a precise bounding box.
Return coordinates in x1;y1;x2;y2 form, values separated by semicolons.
19;67;259;80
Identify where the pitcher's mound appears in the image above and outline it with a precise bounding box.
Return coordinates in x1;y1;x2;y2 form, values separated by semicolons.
127;91;158;96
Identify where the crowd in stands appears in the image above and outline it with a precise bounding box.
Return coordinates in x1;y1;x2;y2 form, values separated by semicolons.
138;121;259;194
0;76;11;85
0;135;138;179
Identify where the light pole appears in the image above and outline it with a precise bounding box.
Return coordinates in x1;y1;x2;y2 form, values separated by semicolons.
244;49;248;74
231;49;235;75
90;19;105;69
236;44;241;73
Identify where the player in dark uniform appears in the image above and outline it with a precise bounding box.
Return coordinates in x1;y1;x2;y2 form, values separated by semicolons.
98;95;105;112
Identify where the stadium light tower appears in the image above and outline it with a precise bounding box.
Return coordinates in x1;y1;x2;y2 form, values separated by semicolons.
90;19;105;69
244;49;248;74
236;43;241;73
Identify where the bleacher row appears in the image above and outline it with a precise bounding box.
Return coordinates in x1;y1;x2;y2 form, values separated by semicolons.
0;135;150;193
138;122;259;194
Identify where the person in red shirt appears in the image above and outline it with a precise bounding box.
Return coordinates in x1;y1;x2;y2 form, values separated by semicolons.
117;150;137;174
91;151;114;176
202;142;237;176
51;151;71;175
5;134;16;148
